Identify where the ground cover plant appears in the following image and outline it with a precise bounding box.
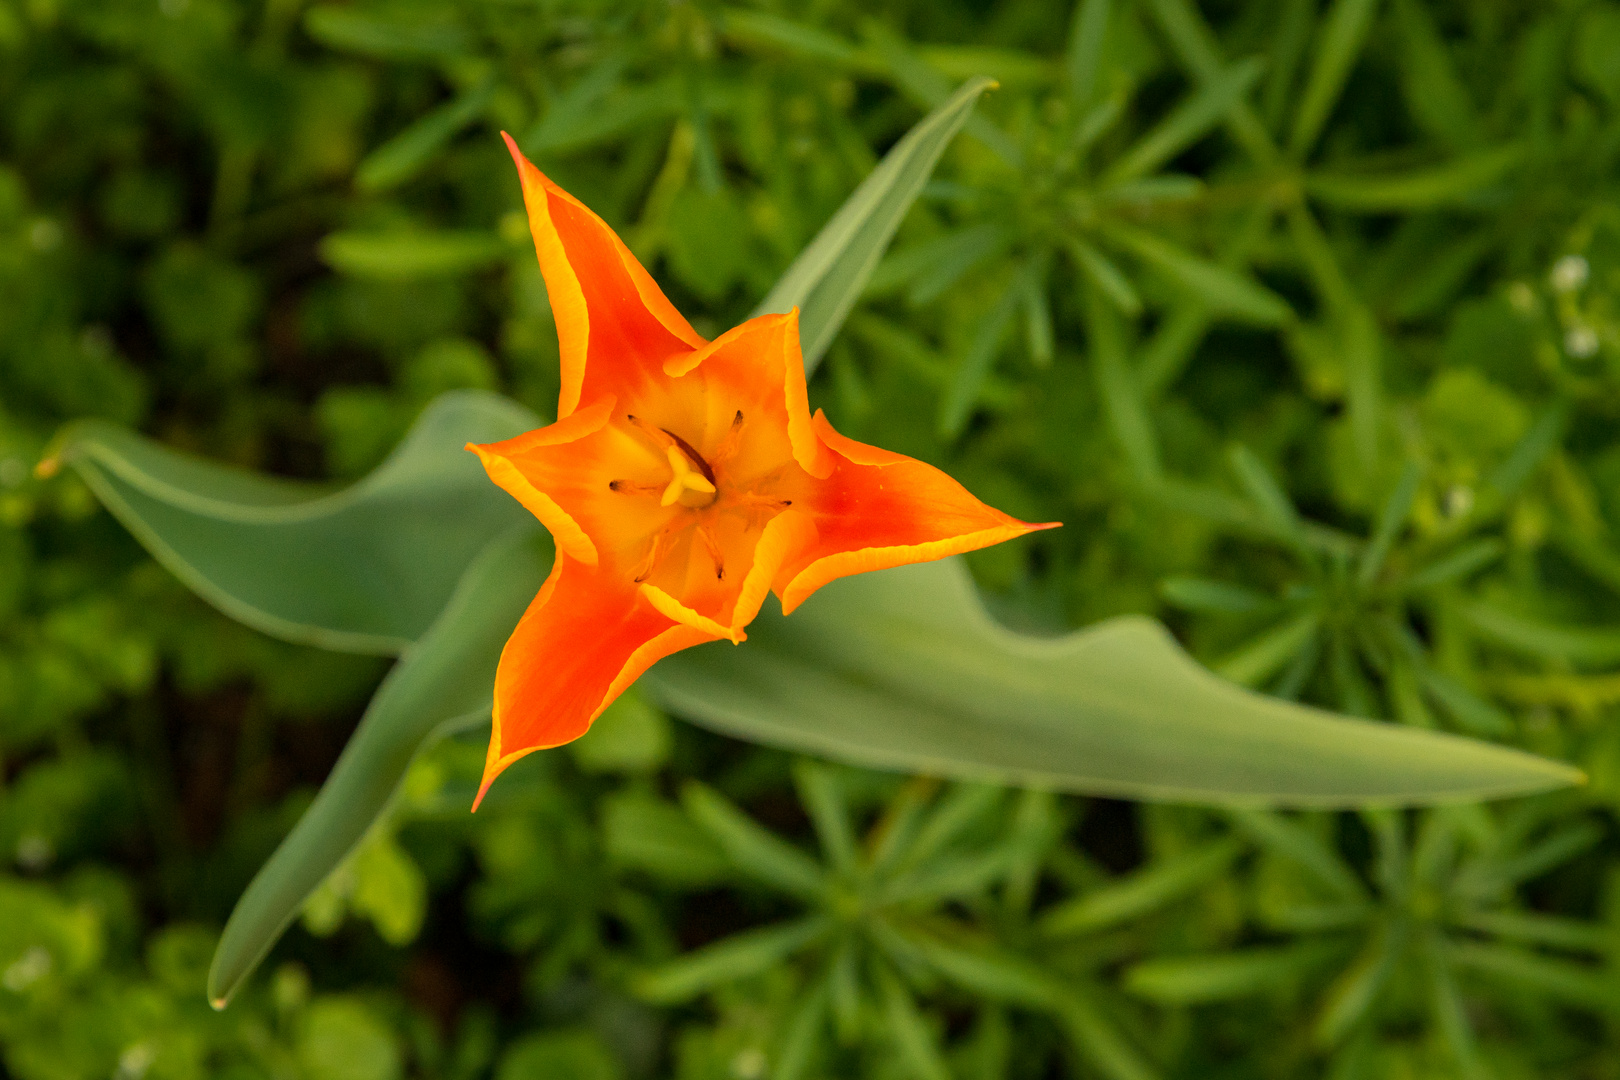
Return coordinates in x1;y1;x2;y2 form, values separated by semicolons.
3;0;1620;1077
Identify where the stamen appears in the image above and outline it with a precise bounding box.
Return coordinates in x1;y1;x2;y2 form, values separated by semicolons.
709;410;745;468
632;521;680;583
697;524;726;580
609;480;662;495
626;414;675;452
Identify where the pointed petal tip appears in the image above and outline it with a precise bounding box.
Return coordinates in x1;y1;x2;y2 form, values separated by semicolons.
209;996;228;1012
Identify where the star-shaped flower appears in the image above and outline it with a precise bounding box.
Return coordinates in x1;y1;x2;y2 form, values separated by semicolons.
468;135;1058;804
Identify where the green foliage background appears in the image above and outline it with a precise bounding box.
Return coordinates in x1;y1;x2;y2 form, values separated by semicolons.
4;0;1620;1077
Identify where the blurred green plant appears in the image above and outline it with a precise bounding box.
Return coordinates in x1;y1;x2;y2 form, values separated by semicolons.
6;0;1620;1078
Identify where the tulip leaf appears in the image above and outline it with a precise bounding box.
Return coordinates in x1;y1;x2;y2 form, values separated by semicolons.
206;525;552;1007
643;559;1582;806
755;75;995;373
48;390;536;654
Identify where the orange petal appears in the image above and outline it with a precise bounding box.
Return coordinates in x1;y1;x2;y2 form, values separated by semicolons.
665;308;831;479
776;411;1060;613
502;133;706;419
475;553;715;808
467;396;618;566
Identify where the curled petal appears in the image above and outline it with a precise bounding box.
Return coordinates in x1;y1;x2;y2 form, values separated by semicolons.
467;397;617;566
666;308;831;479
775;411;1060;613
476;554;715;807
503;133;705;418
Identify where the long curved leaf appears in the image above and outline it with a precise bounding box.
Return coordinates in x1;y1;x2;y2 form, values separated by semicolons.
642;560;1581;806
206;525;551;1006
48;391;537;653
753;76;994;372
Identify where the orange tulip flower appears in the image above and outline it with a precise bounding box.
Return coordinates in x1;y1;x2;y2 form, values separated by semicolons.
467;134;1059;806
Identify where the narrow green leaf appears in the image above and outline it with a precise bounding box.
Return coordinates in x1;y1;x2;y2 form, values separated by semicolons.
1068;238;1144;317
1260;0;1316;132
1400;539;1503;592
1040;837;1243;936
356;80;495;193
1343;305;1382;473
1392;0;1483;150
828;937;862;1041
1358;461;1421;589
939;276;1022;437
720;10;872;70
1449;941;1620;1014
1102;222;1292;324
876;964;950;1080
754;77;996;372
900;784;1004;871
636;917;830;1003
1453;910;1613;953
1125;941;1343;1002
865;27;1022;166
602;791;731;887
1420;934;1488;1080
1484;401;1568;498
1228;446;1306;547
1051;989;1161;1080
49;392;536;654
1086;281;1161;482
895;929;1056;1007
1065;0;1112;107
642;559;1582;806
1160;577;1278;616
772;976;830;1080
1104;57;1265;184
793;761;859;877
1232;809;1367;900
320;230;511;280
1417;667;1512;738
1313;919;1402;1046
1021;260;1055;367
1289;0;1381;159
302;5;470;59
683;782;828;898
206;526;552;1005
1139;0;1280;163
1306;146;1524;211
1137;304;1209;398
1457;602;1620;666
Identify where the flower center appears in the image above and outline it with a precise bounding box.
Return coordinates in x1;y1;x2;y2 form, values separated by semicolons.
607;409;795;590
660;435;717;509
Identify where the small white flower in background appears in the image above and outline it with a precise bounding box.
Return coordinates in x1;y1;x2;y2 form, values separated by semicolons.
14;833;52;870
116;1043;157;1080
1565;325;1600;359
1551;254;1590;293
731;1047;767;1080
27;219;60;253
3;946;52;992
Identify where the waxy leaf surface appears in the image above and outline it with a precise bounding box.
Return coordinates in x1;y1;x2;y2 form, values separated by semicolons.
51;391;536;654
645;560;1581;806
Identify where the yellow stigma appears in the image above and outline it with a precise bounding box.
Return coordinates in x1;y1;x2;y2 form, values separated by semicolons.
661;446;717;508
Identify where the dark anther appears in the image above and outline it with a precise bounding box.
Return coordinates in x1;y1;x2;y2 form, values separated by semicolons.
609;480;622;491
